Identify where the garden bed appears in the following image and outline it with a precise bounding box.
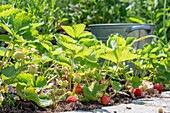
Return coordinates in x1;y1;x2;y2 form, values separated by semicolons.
0;84;162;113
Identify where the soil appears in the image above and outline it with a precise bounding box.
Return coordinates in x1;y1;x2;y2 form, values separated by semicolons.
0;85;161;113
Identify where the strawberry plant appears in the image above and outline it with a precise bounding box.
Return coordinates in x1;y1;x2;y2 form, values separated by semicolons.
0;4;169;112
132;39;170;89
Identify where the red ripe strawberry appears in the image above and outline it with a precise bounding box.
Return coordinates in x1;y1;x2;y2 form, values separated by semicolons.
133;88;143;96
101;96;110;105
75;85;82;94
63;75;67;80
154;83;163;92
67;96;77;103
98;80;102;84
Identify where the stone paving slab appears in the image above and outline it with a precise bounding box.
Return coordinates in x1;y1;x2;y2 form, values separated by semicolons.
161;91;170;98
62;91;170;113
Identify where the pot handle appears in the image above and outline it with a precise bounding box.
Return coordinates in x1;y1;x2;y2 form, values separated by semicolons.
126;26;151;34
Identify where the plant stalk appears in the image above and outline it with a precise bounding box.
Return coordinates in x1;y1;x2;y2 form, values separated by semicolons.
7;57;24;85
40;61;44;76
47;56;60;84
68;53;74;91
71;82;78;96
44;64;54;78
163;0;167;45
4;44;15;67
105;62;119;85
0;35;15;75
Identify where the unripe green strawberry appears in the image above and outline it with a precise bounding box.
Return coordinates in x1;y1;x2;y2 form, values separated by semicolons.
141;84;148;91
96;92;103;98
87;71;93;78
28;65;37;75
14;51;24;60
62;80;68;88
74;75;81;83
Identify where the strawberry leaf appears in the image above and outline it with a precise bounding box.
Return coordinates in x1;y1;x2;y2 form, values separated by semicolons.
131;77;142;89
36;76;47;88
110;80;122;92
2;65;17;78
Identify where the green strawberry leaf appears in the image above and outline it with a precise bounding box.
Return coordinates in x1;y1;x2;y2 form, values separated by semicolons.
36;76;47;88
15;73;35;87
62;26;75;38
100;46;140;64
23;87;40;106
2;65;17;78
14;12;32;32
16;83;24;97
74;24;85;37
126;37;136;47
83;86;98;101
0;35;11;42
131;77;142;89
110;80;122;91
39;95;53;107
1;23;13;35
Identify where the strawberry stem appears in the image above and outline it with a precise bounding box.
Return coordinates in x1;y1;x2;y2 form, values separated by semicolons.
68;52;75;91
0;35;15;75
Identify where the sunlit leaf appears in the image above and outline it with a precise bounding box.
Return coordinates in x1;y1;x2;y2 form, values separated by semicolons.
14;12;32;32
59;41;81;53
78;31;92;37
126;37;136;47
128;16;145;24
15;73;35;87
100;47;139;64
76;46;94;58
56;56;71;67
74;24;85;37
62;26;75;38
36;76;47;88
1;23;13;35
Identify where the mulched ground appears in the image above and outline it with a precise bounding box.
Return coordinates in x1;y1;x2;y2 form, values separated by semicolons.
0;85;161;113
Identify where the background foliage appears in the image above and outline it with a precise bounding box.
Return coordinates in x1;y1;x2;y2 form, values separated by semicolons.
0;0;169;42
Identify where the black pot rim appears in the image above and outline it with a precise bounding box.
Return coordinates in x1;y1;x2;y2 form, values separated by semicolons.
89;23;155;27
